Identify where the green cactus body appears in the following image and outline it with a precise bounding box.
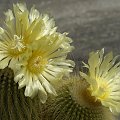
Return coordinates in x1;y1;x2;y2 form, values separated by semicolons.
0;67;42;120
43;76;115;120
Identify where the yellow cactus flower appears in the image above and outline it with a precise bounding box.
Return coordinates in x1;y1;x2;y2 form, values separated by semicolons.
0;3;56;69
80;49;120;114
14;33;75;103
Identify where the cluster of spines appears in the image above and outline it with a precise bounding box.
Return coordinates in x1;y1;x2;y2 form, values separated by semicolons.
0;67;42;120
43;87;104;120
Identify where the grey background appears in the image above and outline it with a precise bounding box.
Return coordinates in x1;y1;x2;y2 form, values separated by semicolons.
0;0;120;119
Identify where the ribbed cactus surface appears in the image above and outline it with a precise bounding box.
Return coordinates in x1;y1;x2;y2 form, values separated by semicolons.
43;79;115;120
0;67;42;120
43;88;104;120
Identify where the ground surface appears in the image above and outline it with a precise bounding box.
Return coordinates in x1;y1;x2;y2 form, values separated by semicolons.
0;0;120;119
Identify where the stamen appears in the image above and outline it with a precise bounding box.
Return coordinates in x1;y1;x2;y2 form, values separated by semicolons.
11;35;25;51
27;52;48;74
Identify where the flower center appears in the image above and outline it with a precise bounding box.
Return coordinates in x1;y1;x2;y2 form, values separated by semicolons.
90;81;110;101
27;51;48;74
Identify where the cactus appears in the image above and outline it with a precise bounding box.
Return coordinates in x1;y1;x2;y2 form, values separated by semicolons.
0;67;43;120
43;76;115;120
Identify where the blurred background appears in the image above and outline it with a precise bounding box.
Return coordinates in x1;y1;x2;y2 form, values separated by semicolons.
0;0;120;119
